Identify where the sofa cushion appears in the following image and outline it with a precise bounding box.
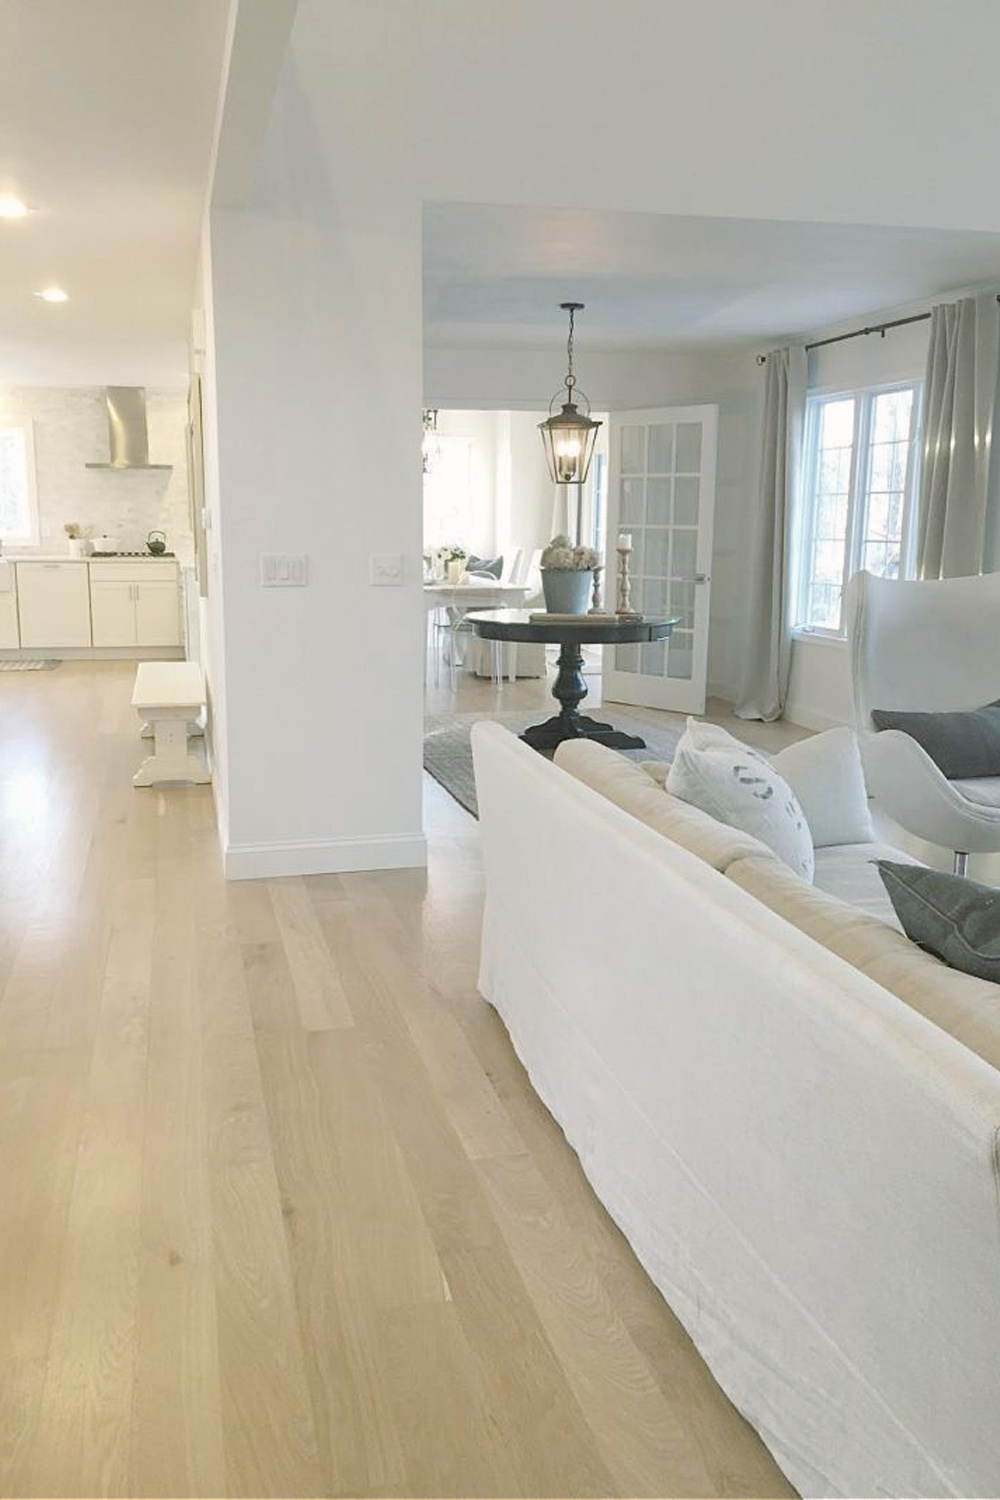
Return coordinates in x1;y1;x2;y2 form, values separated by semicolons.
875;861;1000;984
726;854;1000;1074
813;843;919;925
871;700;1000;778
554;738;777;872
951;776;1000;808
771;728;875;848
666;718;814;881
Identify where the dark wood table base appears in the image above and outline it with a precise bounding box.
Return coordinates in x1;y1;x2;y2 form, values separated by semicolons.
520;713;647;753
519;640;647;753
468;609;678;756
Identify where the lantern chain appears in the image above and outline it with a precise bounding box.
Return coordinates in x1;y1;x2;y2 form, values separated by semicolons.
565;305;576;396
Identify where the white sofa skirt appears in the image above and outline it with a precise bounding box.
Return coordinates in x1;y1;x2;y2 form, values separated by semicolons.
462;635;546;679
472;721;1000;1499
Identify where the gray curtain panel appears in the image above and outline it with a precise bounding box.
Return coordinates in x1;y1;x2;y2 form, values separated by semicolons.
918;292;1000;579
735;345;807;722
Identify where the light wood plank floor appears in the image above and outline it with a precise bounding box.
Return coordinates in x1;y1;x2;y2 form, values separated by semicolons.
0;661;795;1498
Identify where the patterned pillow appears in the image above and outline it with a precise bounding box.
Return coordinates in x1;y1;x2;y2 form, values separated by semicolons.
666;718;814;881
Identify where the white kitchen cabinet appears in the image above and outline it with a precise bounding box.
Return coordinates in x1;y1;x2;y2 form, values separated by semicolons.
135;581;180;647
16;562;91;647
0;567;19;648
90;580;137;647
89;562;180;648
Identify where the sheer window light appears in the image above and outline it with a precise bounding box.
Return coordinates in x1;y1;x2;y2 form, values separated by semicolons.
795;382;922;636
0;422;39;545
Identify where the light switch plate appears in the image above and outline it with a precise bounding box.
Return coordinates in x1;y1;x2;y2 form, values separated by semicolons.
260;554;308;587
370;552;403;586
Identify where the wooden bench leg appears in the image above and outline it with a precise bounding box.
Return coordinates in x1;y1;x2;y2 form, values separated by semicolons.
134;714;210;786
140;716;203;740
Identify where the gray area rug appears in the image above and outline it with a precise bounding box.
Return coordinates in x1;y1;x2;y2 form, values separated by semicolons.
424;708;684;817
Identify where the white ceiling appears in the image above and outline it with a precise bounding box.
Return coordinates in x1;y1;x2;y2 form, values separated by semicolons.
0;0;229;380
424;203;1000;352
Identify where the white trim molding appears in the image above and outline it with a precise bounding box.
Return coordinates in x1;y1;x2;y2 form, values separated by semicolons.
223;831;428;881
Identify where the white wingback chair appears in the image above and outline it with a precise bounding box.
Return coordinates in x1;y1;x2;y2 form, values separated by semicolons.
845;569;1000;872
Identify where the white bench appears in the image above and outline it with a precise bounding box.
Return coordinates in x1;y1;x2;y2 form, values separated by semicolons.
131;662;210;787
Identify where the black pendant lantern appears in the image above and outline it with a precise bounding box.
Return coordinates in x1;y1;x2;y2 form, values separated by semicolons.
539;301;601;485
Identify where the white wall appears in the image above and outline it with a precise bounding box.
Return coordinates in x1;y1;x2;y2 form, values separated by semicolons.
505;411;558;555
0;386;191;555
193;214;230;845
0;339;190;390
205;191;425;875
201;0;1000;875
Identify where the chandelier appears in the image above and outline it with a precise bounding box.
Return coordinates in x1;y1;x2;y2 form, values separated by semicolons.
422;408;441;474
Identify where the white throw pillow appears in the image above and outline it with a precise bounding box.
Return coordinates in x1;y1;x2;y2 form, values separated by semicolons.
772;728;874;849
666;718;815;881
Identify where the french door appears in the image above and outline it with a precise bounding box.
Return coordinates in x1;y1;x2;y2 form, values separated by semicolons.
602;405;718;715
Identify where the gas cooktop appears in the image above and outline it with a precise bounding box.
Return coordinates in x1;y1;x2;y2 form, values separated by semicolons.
91;550;176;558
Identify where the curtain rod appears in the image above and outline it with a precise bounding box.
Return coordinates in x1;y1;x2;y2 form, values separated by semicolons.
756;292;1000;364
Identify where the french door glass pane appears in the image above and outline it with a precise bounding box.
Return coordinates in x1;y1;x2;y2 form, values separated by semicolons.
621;425;645;474
675;423;701;472
615;415;703;678
674;476;699;524
620;477;644;525
648;424;674;472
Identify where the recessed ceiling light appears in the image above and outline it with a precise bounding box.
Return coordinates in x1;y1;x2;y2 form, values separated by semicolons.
0;195;28;219
35;286;68;303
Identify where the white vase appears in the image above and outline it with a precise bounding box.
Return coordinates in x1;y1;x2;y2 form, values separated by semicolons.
447;559;464;583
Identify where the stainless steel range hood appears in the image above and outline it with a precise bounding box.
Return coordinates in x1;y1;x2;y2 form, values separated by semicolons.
85;386;172;471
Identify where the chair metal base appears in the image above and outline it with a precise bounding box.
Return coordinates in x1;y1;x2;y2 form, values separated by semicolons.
954;851;970;877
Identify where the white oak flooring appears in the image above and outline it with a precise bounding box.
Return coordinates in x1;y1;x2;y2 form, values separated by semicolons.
0;661;795;1498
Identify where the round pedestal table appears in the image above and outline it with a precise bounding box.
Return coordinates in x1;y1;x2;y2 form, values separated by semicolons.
468;608;677;752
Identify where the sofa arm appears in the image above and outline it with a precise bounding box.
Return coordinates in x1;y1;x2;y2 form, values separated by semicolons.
861;729;1000;853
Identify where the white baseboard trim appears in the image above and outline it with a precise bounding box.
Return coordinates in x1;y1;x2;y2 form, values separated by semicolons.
783;704;848;732
223;832;428;881
0;646;184;661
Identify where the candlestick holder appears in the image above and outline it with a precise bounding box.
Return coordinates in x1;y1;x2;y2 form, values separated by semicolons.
588;565;607;615
616;545;641;619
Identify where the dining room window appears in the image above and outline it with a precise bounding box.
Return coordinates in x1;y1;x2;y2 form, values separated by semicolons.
0;421;40;545
423;435;474;549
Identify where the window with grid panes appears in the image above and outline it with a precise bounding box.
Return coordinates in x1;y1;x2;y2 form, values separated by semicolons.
796;383;921;636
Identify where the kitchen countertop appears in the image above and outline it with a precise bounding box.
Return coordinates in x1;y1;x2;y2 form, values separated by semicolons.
2;553;181;564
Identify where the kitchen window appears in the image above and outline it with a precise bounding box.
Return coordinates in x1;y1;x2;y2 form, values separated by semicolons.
795;382;922;637
0;421;40;545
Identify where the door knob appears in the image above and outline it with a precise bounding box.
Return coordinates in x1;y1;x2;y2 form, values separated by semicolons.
694;572;710;584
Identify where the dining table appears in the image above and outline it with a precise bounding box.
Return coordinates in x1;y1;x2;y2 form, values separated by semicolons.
424;579;535;678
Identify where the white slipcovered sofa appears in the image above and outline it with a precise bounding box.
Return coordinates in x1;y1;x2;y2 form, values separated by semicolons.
471;721;1000;1499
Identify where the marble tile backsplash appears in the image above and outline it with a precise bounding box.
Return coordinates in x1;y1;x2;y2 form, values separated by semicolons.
0;386;192;553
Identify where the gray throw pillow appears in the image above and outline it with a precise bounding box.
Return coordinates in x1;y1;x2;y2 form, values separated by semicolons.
871;700;1000;779
875;860;1000;982
466;553;503;579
